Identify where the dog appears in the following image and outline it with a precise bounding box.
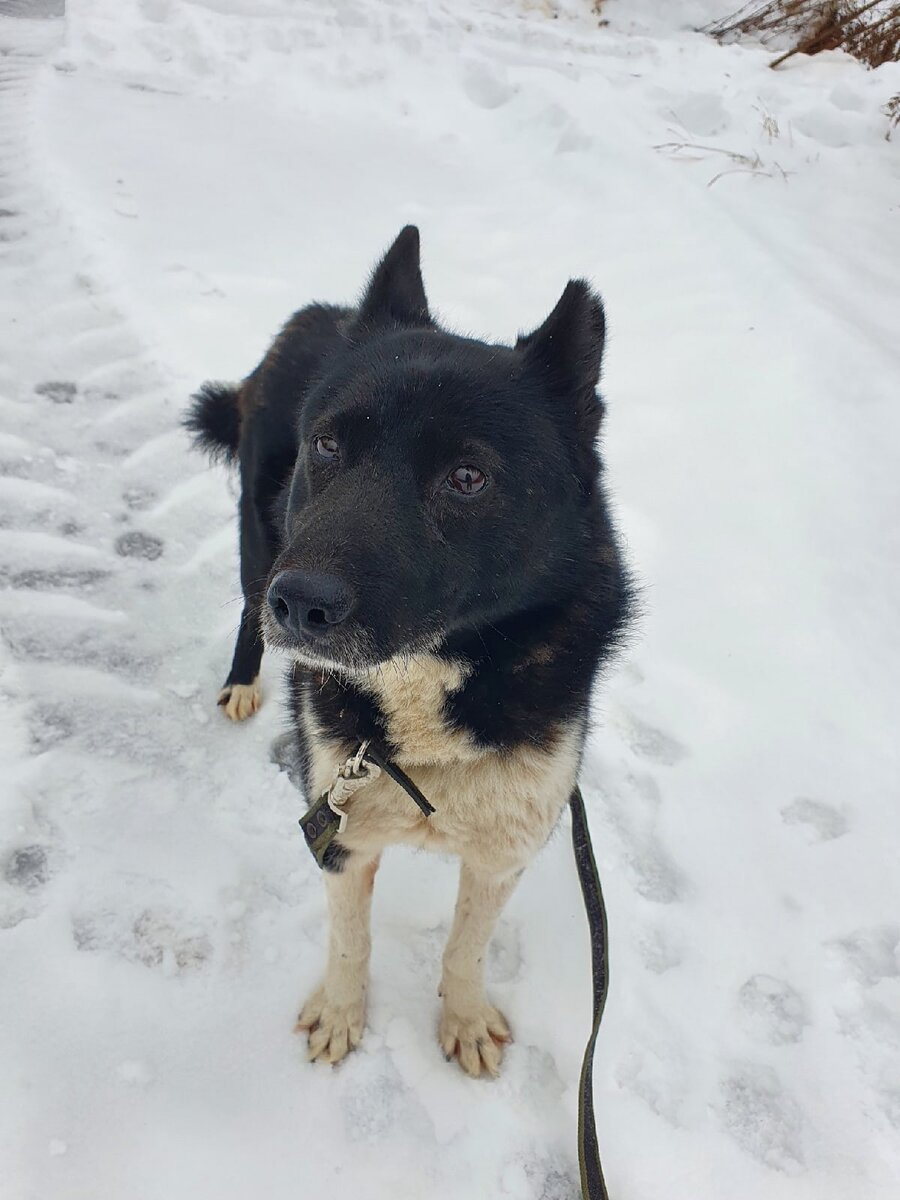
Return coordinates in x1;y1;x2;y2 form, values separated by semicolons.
186;227;632;1076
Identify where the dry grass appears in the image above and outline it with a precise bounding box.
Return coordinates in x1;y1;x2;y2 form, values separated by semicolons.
653;138;792;186
705;1;900;69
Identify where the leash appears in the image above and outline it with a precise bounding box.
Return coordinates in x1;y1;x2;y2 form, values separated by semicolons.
569;785;611;1200
299;747;611;1198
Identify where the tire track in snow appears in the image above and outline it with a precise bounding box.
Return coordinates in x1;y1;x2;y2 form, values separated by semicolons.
0;12;196;927
0;25;318;1196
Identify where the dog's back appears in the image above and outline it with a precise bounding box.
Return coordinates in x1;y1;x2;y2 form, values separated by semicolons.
185;301;353;479
184;302;353;718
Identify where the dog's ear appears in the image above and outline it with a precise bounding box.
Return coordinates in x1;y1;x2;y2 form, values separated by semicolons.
518;281;606;489
356;225;432;331
516;280;606;408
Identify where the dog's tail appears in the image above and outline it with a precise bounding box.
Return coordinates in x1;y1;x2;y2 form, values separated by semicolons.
184;381;241;464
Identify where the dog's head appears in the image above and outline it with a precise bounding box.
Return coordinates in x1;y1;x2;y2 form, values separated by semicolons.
263;226;609;672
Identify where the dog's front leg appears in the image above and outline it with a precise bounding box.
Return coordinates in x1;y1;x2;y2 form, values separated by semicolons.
296;855;379;1064
439;863;519;1078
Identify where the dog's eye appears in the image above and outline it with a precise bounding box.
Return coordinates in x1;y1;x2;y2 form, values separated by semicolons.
446;465;487;496
314;435;339;460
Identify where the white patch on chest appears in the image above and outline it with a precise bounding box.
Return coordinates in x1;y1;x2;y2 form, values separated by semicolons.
300;654;582;874
358;654;477;765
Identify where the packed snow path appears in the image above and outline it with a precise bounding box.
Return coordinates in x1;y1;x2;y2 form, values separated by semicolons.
1;2;899;1198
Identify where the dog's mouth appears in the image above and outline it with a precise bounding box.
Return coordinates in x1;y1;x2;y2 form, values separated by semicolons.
259;564;453;676
260;603;447;678
259;606;376;675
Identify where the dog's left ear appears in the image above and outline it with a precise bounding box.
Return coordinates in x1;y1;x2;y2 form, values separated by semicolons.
517;280;606;428
356;225;432;331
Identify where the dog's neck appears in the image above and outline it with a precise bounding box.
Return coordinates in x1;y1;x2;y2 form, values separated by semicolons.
355;654;482;766
296;581;621;767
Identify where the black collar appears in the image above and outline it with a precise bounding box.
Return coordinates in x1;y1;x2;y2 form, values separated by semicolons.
300;739;434;870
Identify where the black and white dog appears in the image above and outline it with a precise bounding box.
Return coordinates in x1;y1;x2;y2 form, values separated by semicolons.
187;227;632;1076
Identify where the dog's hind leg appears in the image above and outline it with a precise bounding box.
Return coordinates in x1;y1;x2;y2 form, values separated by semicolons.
439;864;518;1078
217;488;275;721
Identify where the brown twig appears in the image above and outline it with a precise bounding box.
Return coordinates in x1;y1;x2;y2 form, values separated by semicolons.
769;0;885;66
706;1;900;71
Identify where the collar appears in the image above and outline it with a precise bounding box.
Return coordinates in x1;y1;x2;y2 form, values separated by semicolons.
300;739;434;869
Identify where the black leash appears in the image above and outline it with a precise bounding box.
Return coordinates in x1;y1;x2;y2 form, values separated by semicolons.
299;750;611;1198
569;785;611;1200
362;741;435;817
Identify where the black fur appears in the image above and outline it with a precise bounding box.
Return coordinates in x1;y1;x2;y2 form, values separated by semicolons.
184;381;242;464
189;227;634;865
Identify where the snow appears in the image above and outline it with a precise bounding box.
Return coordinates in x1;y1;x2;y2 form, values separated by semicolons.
1;1;899;1197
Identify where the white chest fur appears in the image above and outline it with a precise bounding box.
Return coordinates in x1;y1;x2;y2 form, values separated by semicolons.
300;655;580;874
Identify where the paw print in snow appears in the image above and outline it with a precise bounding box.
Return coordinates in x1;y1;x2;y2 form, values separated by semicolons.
780;796;848;843
115;530;163;560
737;974;809;1045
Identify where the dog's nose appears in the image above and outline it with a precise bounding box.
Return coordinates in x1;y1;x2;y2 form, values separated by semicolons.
267;570;355;640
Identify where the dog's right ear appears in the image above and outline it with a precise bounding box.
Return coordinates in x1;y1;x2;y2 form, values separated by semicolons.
516;280;606;403
355;226;432;331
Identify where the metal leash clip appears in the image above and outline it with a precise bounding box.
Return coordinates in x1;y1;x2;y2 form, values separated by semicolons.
325;739;380;833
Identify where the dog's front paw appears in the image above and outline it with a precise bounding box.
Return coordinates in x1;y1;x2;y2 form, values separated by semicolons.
295;985;366;1065
439;997;512;1079
217;679;261;721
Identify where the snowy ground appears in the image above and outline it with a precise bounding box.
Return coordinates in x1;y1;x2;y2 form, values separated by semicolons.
2;1;899;1197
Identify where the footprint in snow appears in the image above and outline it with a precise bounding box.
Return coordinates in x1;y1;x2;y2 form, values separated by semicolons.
29;699;175;766
28;702;75;752
4;844;50;891
830;925;899;987
835;996;900;1131
518;1154;579;1200
621;773;688;904
3;616;151;678
612;707;688;766
8;565;109;590
780;796;848;843
631;843;687;905
115;530;164;560
717;1063;805;1173
521;1043;565;1103
636;923;684;974
122;485;157;511
34;380;77;404
73;905;212;973
737;975;809;1045
614;1038;687;1126
339;1050;431;1143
